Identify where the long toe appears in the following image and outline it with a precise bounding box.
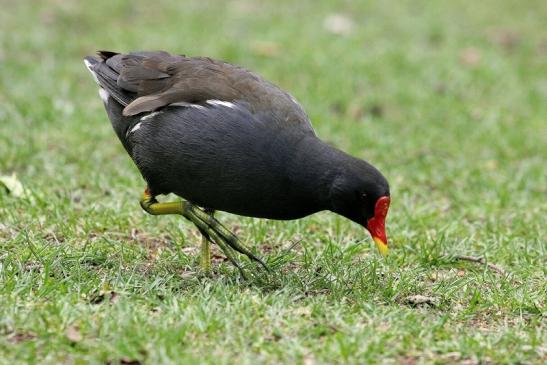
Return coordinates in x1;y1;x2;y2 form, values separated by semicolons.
194;208;269;270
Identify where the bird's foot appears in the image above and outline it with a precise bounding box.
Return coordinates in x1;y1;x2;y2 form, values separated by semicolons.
139;187;268;277
186;205;268;279
189;206;269;271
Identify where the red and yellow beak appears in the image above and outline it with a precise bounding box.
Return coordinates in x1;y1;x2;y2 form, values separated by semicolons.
366;196;390;256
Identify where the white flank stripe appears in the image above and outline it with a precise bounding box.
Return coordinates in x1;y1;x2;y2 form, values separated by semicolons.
129;122;142;134
206;99;237;109
170;102;206;110
140;111;162;121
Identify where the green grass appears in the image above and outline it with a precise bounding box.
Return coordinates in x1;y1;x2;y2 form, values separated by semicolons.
1;0;546;363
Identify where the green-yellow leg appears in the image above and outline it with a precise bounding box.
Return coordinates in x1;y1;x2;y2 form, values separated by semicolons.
198;209;215;274
206;228;248;279
140;189;213;271
190;207;268;270
139;188;187;215
139;187;265;276
200;235;211;273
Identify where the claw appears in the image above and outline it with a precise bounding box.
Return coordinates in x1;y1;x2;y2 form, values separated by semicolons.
221;234;269;271
190;206;269;270
207;229;248;280
139;186;267;276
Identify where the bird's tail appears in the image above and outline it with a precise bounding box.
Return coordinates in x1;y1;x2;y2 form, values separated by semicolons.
83;51;134;106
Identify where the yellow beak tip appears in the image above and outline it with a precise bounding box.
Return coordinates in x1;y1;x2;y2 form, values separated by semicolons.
373;237;389;256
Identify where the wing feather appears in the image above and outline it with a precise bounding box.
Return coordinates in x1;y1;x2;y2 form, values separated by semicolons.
86;50;314;134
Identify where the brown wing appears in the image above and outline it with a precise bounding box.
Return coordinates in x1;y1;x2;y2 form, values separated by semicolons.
98;51;313;133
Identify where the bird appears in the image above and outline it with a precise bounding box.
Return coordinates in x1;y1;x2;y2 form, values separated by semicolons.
84;50;390;277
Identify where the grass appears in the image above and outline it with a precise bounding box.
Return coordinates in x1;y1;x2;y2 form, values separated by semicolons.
0;0;545;363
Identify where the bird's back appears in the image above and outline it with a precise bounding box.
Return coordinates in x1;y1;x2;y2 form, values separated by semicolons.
84;51;314;134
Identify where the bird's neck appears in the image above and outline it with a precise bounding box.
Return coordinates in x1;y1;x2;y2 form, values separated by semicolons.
288;135;356;212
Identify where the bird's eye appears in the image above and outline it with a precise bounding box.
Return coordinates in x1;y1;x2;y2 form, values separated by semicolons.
361;193;367;200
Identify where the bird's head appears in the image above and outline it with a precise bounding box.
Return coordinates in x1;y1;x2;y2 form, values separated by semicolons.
329;159;391;256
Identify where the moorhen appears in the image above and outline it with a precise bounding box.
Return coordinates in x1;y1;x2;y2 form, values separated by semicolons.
84;51;390;276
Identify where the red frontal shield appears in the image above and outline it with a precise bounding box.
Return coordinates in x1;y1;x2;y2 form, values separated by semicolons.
366;196;390;256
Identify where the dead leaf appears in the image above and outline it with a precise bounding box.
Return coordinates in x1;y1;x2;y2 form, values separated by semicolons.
453;255;506;275
211;253;228;263
230;0;257;15
460;358;480;365
251;41;280;57
442;352;462;361
347;102;365;121
106;359;142;365
397;356;417;365
89;290;119;305
0;173;29;198
459;48;481;67
303;354;316;365
484;159;498;170
490;30;520;51
65;325;83;342
405;295;439;307
120;358;142;365
7;331;37;343
434;82;447;95
181;246;198;255
323;14;354;36
293;306;312;317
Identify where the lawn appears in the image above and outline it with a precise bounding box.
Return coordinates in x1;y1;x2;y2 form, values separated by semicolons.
0;0;545;364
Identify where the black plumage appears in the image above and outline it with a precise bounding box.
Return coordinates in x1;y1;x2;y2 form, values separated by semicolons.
84;51;391;264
